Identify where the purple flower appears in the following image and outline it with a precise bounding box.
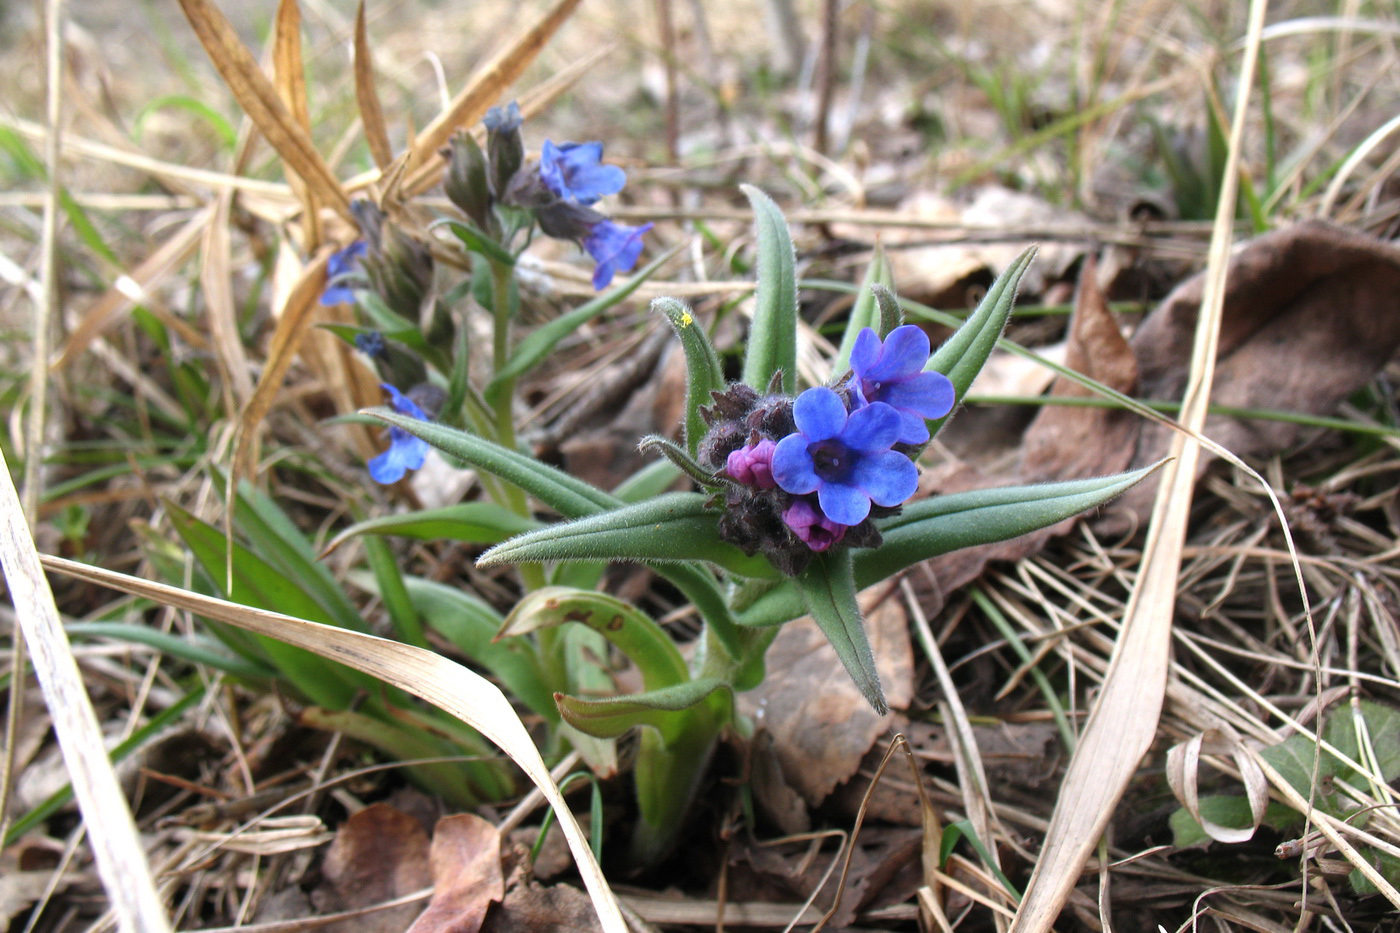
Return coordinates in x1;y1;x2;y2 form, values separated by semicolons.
584;219;653;289
725;439;778;489
539;140;626;204
847;325;955;445
321;240;368;306
772;387;918;526
781;499;847;552
368;384;430;484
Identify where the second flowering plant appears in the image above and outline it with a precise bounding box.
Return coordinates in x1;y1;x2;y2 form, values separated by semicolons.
367;187;1163;860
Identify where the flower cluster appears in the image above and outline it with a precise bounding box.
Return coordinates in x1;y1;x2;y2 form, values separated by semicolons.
700;325;955;575
446;102;653;290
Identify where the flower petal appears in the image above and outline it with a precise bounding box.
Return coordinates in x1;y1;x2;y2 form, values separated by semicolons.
382;384;429;420
852;450;918;506
772;435;819;494
882;372;955;420
792;387;847;441
584;220;652;289
818;481;871;525
368;431;428;484
849;327;880;376
840;400;901;452
864;324;930;382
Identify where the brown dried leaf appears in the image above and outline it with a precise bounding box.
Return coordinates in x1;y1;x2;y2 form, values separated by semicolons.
1165;727;1268;845
479;881;604;933
736;587;912;806
232;247;331;484
406;814;505;933
317;803;431;933
355;1;394;171
274;0;320;249
176;0;352;221
1115;219;1400;519
1021;254;1138;483
202;190;254;410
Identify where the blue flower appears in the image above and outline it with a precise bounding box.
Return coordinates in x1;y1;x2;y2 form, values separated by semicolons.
539;140;626;204
584;219;653;289
321;240;368;306
368;384;430;484
772;387;918;526
847;325;955;445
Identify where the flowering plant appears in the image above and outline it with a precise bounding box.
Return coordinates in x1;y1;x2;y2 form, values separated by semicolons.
365;187;1165;860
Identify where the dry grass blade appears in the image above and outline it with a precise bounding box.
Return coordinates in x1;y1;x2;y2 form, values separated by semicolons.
1007;1;1271;928
54;206;213;371
232;249;331;485
274;0;321;250
355;1;394;172
0;456;173;933
202;190;254;411
176;0;352;221
398;0;585;185
39;554;630;933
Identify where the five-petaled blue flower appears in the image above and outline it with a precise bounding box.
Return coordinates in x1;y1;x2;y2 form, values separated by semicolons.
321;240;368;306
848;325;955;445
539;140;626;205
772;387;918;526
369;384;430;484
584;219;654;289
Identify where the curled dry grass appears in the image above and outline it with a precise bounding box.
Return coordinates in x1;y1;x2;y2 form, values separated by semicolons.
2;0;1400;930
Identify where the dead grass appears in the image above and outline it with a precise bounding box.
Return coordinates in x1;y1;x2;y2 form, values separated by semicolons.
3;0;1400;930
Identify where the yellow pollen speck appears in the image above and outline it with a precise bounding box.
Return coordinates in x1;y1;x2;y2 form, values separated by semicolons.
680;312;693;327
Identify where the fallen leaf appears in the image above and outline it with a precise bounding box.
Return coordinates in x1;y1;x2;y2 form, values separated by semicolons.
736;586;913;807
407;813;505;933
316;803;431;933
1114;219;1400;520
479;880;611;933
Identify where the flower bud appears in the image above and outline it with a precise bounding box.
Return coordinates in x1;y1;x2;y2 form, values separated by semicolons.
484;101;524;199
443;131;494;231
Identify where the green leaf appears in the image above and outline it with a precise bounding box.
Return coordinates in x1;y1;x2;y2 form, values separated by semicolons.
654;296;726;455
739;462;1167;629
375;575;557;720
556;678;728;740
65;622;275;680
924;246;1036;438
1169;796;1301;848
438;217;517;267
478;492;771;577
833;247;893;374
485;247;675;404
322;503;540;554
794;549;886;714
613;459;682;503
367;410;614;518
739;184;798;395
367;412;747;646
165;504;369;708
362;534;426;648
502;588;690;689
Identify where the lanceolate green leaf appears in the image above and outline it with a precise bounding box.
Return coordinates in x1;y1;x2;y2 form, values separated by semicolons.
321;503;539;555
368;410;614;518
740;184;798;395
556;678;728;740
388;575;557;720
478;492;773;578
794;549;886;714
502;588;689;689
924;246;1036;437
365;412;747;649
654;296;725;455
739;462;1167;629
833;246;892;373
